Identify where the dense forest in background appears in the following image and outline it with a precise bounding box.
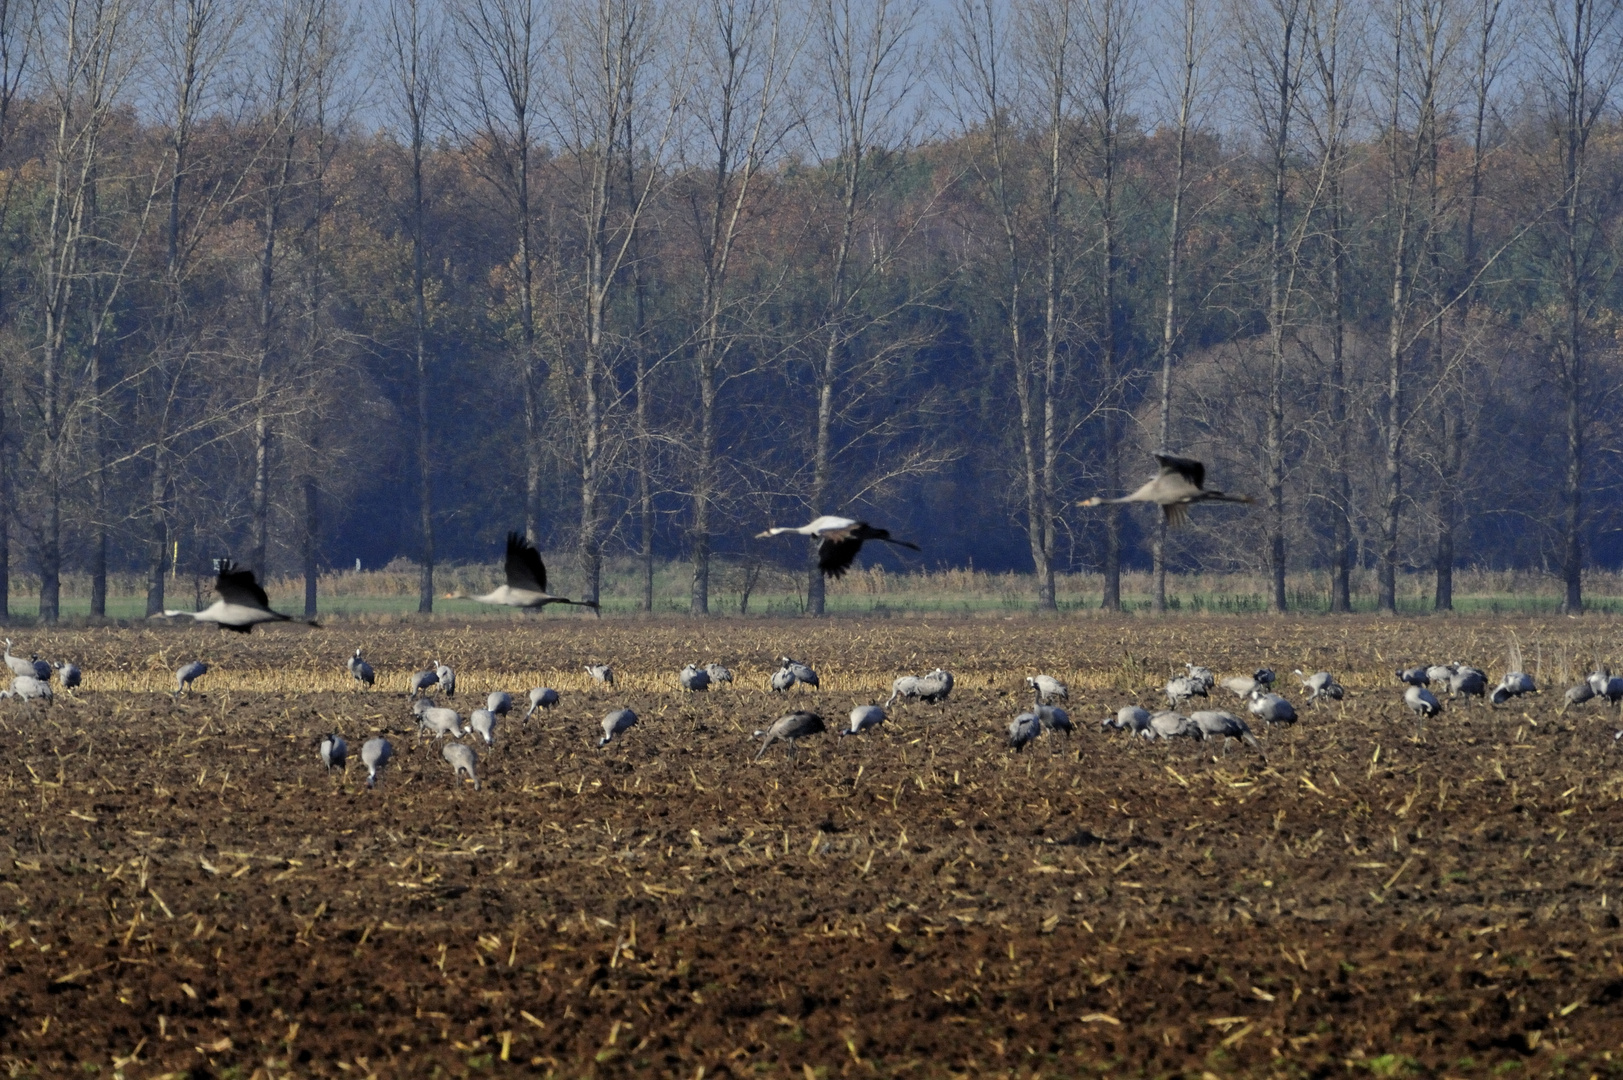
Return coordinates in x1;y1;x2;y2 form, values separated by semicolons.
1;0;1621;621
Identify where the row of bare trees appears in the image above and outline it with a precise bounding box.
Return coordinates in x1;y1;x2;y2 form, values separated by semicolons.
0;0;1618;621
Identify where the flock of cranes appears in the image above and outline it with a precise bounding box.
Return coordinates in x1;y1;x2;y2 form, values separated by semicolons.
6;619;1622;789
4;458;1618;788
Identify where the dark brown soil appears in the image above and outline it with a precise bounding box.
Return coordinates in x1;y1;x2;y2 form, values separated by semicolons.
2;615;1621;1078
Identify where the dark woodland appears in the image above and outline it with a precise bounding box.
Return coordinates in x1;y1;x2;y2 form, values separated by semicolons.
2;0;1620;619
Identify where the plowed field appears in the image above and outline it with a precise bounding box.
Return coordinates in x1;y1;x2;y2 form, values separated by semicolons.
2;615;1621;1078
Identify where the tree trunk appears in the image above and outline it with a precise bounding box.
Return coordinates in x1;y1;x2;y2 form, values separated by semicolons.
146;451;169;616
303;474;319;618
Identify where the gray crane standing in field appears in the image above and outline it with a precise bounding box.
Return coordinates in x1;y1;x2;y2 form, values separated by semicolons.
1079;454;1253;527
1566;680;1596;708
1248;689;1297;726
1007;712;1042;752
155;561;318;633
175;660;208;695
414;698;465;738
842;705;886;736
1190;710;1261;752
2;675;51;703
1184;664;1216;692
1148;711;1198;740
1220;669;1274;699
1294;670;1344;706
1101;705;1151;735
586;664;614;687
1165;674;1208;709
781;657;819;687
523;687;560;719
598;708;637;747
3;640;35;678
487;691;512;717
1396;666;1429;687
1589;670;1623;706
1035;704;1074;735
362;737;393;787
470;708;498;746
443;532;600;613
704;663;733;685
770;665;798;693
680;664;711;691
442;742;481;789
756;516;921;578
1027;675;1067;703
887;669;953;707
435;661;456;697
1449;665;1488;701
408;668;439;698
1405;685;1441;719
319;733;348;771
754;712;826;759
55;662;80;692
29;655;49;682
349;649;374;688
1491;642;1537;706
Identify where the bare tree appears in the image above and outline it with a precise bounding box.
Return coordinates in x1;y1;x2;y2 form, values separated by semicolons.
798;0;922;614
384;0;441;613
1150;0;1210;613
680;0;791;614
454;0;547;542
1300;0;1359;611
550;0;684;606
248;0;324;578
29;0;151;621
1434;0;1508;610
1232;0;1307;612
1076;0;1135;612
1530;0;1618;613
144;0;242;616
0;0;28;621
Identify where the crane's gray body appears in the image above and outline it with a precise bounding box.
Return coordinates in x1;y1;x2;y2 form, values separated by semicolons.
704;663;733;685
755;712;825;758
442;742;480;789
780;658;819;686
1027;674;1068;703
3;675;52;702
1248;690;1297;726
1101;705;1151;734
2;640;35;679
1035;704;1073;734
319;734;348;770
523;687;560;719
415;702;464;738
361;738;393;787
409;669;439;697
175;661;208;694
680;665;711;691
599;708;637;746
348;649;374;687
1405;686;1441;717
470;708;498;746
1190;710;1260;750
887;669;953;707
586;664;614;686
56;662;80;690
486;691;512;716
842;705;886;735
1007;712;1041;752
435;663;456;697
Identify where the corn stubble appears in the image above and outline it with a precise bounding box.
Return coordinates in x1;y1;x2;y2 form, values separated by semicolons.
0;615;1619;1076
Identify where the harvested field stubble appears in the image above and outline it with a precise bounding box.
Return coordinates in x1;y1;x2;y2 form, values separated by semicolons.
1;615;1622;1078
